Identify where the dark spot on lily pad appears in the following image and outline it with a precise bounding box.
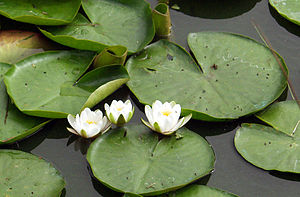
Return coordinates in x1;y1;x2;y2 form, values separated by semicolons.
167;54;173;61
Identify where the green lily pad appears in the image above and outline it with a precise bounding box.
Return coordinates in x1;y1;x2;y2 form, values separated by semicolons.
87;124;215;196
39;0;154;53
0;149;65;196
0;0;81;25
161;185;238;197
126;32;287;121
257;100;300;136
269;0;300;26
0;62;49;144
234;101;300;173
0;30;61;64
4;50;129;118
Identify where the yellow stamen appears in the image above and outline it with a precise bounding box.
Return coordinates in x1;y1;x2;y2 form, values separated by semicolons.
117;107;123;111
86;120;96;124
162;110;172;116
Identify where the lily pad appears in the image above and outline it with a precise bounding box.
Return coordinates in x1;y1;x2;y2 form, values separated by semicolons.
234;101;300;173
0;0;81;25
126;32;287;121
87;124;215;196
269;0;300;26
39;0;155;53
0;62;49;144
4;50;129;118
0;30;61;64
161;185;238;197
0;149;65;196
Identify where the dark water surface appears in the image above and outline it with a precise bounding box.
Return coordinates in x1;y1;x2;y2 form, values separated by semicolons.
2;0;300;196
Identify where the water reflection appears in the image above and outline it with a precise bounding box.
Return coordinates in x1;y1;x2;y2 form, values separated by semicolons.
1;124;48;152
269;171;300;182
169;0;262;19
88;165;123;197
269;4;300;37
67;136;91;155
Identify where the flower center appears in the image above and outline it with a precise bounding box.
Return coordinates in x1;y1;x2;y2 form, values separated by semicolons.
162;110;172;116
117;106;124;111
86;120;96;124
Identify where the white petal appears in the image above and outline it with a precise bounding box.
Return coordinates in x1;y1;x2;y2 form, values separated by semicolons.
152;100;162;112
94;109;104;121
170;101;177;108
173;104;181;115
67;127;79;135
180;113;192;127
104;103;110;115
145;105;154;125
141;118;155;131
169;118;184;132
170;114;192;132
111;100;118;106
84;126;101;138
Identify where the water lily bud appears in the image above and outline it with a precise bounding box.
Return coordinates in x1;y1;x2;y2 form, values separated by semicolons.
104;100;134;126
67;108;111;138
141;100;192;135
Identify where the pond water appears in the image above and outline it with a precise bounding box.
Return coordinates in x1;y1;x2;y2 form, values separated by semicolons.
2;0;300;196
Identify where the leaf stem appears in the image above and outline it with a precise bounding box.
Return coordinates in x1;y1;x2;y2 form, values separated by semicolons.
251;20;300;108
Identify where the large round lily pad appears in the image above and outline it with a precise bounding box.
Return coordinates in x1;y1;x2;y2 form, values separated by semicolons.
0;62;49;144
0;0;81;25
161;185;238;197
0;149;65;196
4;50;129;118
39;0;155;53
126;32;287;121
269;0;300;26
0;30;61;64
234;101;300;173
87;124;215;196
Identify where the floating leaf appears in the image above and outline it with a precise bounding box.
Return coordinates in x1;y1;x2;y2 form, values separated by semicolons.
0;62;49;144
0;149;65;196
235;101;300;173
0;0;81;25
0;30;61;64
87;124;215;196
269;0;300;26
4;50;129;118
257;100;300;136
161;185;238;197
126;33;287;121
39;0;155;53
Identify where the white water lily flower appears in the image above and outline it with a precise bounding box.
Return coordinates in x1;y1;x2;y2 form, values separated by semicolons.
104;100;134;126
67;108;111;138
141;100;192;135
